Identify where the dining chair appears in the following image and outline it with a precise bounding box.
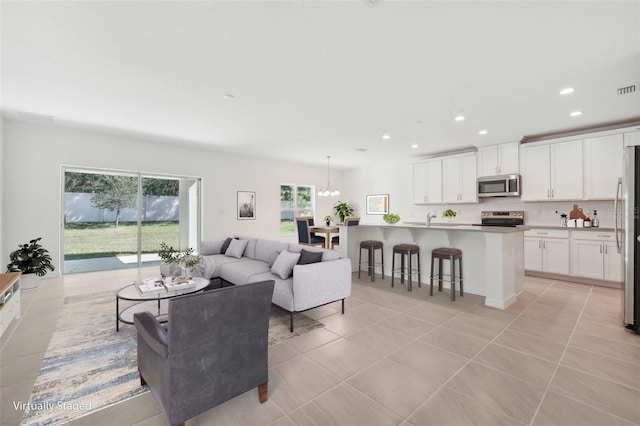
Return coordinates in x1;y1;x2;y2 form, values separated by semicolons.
331;216;360;249
295;216;325;247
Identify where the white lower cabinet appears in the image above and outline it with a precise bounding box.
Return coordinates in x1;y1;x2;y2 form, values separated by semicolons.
571;231;623;282
524;229;569;275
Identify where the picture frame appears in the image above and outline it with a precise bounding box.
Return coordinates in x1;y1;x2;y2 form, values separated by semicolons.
366;194;389;215
237;191;256;220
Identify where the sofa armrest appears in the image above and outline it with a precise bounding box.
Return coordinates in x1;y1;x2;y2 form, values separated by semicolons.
292;258;352;312
134;311;169;359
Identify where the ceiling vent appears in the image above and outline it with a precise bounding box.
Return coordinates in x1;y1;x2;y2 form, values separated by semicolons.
617;84;637;95
355;147;368;152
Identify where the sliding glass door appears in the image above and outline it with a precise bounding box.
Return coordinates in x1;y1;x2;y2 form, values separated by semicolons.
62;167;201;274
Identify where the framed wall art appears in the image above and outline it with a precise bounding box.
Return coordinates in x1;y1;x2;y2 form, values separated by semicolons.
366;194;389;215
237;191;256;220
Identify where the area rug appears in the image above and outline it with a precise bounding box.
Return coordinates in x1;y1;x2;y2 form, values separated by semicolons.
21;291;323;425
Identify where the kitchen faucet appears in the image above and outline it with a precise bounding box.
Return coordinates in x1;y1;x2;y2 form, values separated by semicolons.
426;212;437;227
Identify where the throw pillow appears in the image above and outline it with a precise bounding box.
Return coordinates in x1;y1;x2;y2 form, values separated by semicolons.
271;250;301;279
220;237;233;254
225;238;248;258
298;249;323;265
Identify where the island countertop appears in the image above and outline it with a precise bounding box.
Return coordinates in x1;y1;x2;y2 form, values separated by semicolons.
339;223;525;310
358;222;530;233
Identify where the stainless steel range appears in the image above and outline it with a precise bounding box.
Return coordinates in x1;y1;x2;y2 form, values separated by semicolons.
476;210;524;227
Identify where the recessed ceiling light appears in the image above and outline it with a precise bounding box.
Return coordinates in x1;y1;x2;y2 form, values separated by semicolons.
569;110;583;117
411;144;419;149
381;132;390;140
223;94;235;99
478;130;488;135
559;87;575;95
454;113;465;122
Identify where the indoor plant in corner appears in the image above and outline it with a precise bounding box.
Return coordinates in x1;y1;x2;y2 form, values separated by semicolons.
7;237;55;290
333;201;354;224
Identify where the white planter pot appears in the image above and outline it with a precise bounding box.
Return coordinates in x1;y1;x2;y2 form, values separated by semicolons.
20;273;39;290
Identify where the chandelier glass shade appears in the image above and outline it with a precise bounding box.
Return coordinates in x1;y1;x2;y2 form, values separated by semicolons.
318;156;339;197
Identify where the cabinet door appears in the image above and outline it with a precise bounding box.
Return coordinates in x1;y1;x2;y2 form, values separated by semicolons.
425;159;443;204
524;238;543;271
442;157;461;203
498;142;519;175
543;238;570;274
571;240;604;279
604;242;623;282
521;144;551;201
550;140;583;200
459;154;478;203
583;134;623;199
412;163;427;204
478;145;498;177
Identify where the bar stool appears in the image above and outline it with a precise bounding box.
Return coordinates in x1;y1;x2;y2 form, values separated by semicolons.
430;248;463;301
358;240;384;282
391;244;421;291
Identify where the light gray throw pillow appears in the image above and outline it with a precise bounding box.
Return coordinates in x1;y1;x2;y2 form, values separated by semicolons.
271;250;301;279
225;238;248;259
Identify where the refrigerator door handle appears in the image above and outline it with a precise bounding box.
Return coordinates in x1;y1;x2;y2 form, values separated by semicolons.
615;177;622;253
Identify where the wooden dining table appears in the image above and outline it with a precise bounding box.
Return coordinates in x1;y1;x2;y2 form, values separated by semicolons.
309;225;340;249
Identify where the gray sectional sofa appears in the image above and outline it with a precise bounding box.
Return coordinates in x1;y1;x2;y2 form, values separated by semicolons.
195;237;352;331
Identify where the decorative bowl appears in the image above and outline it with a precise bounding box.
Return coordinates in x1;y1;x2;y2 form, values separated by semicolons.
383;213;400;224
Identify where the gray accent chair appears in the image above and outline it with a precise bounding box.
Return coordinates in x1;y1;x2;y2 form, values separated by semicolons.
133;280;275;426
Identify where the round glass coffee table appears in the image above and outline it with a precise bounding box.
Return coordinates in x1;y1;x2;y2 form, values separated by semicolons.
116;276;210;331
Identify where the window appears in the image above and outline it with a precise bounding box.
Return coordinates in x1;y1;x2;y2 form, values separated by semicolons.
280;184;314;235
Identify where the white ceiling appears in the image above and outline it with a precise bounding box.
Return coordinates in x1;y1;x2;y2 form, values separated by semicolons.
2;1;639;169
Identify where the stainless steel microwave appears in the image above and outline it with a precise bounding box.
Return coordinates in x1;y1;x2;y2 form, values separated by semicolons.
477;174;520;197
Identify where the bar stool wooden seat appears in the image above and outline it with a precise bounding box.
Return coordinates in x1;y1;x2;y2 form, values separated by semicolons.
430;247;463;301
358;240;384;282
391;244;421;291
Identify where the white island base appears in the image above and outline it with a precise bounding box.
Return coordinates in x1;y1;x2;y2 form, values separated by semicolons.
340;223;526;310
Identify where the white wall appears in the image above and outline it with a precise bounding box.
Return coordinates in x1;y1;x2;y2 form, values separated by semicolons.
3;120;342;275
340;160;617;228
0;116;5;269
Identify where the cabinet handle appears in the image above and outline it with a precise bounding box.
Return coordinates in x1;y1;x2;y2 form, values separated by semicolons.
600;244;603;254
605;244;608;254
539;240;542;249
551;189;554;198
543;240;546;249
547;190;550;198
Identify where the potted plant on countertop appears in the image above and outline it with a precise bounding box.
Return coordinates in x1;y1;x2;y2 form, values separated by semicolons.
6;237;55;290
333;201;354;224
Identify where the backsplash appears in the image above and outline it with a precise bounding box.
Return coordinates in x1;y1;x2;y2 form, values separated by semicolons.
407;198;617;228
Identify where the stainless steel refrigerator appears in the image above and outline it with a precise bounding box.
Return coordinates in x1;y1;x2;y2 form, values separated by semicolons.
622;130;640;332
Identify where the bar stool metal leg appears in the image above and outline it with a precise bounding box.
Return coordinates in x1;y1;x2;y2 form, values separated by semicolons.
358;247;363;280
459;256;463;296
450;255;456;301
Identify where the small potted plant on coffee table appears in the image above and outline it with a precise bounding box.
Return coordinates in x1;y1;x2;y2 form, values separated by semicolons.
6;237;55;290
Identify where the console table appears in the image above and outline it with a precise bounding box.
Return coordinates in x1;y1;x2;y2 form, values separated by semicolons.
0;272;21;337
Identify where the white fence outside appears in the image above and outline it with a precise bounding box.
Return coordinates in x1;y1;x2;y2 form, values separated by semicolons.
64;192;179;223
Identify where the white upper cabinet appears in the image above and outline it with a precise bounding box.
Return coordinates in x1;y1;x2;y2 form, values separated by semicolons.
477;141;519;177
443;153;478;203
583;134;623;199
412;159;442;204
521;139;582;201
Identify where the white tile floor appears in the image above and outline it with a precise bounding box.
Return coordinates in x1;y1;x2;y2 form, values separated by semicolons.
2;268;640;426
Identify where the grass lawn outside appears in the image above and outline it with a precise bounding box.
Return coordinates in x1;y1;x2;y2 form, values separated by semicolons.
64;221;180;260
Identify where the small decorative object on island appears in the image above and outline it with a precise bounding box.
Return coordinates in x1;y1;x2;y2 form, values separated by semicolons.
333;201;354;224
323;215;333;226
442;209;457;221
158;243;201;279
383;213;400;224
6;237;55;289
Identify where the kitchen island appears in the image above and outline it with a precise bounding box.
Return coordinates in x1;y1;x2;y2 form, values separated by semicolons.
339;222;527;309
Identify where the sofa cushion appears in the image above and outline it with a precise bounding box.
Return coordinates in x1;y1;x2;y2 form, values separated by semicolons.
220;237;233;254
219;259;270;285
254;239;290;266
298;249;323;265
201;240;225;256
201;254;248;278
271;250;301;280
287;244;339;261
225;239;248;258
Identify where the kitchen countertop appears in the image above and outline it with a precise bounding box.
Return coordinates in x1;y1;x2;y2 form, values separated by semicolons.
358;222;529;233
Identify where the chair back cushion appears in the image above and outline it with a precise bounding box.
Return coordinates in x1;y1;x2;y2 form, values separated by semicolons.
295;217;311;244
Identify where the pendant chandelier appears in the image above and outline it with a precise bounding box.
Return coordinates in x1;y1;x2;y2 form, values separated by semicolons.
318;155;340;197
